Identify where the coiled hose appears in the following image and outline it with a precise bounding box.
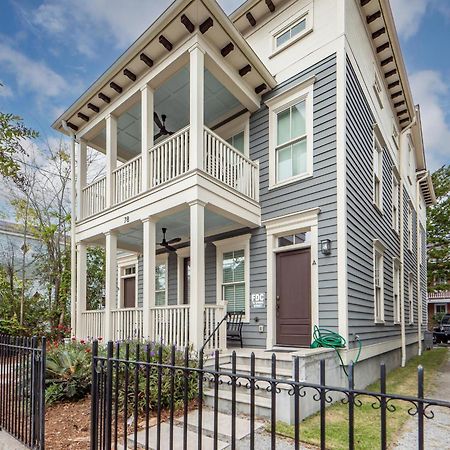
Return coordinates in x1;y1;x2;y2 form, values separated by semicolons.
310;325;362;377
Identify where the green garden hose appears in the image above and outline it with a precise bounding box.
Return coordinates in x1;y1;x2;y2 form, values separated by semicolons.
310;325;362;377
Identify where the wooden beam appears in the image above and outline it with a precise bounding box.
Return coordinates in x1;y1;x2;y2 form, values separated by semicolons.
394;100;405;108
372;27;386;39
98;92;111;104
397;109;408;116
381;56;394;66
246;12;256;27
400;118;409;125
360;0;372;6
255;83;267;94
384;69;397;78
159;35;173;51
67;122;78;132
77;112;89;122
181;14;195;33
391;91;403;99
123;68;136;82
239;64;251;77
221;42;235;57
388;80;400;89
87;103;100;113
140;53;153;68
367;11;381;24
199;17;213;34
376;42;390;53
265;0;275;13
110;81;122;93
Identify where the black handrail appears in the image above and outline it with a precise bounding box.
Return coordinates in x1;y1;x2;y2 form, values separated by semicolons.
200;312;228;354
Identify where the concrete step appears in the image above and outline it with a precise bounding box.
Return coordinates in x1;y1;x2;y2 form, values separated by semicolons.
204;388;273;419
217;362;293;379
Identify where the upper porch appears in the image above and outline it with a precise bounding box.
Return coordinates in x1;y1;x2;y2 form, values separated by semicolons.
53;0;276;230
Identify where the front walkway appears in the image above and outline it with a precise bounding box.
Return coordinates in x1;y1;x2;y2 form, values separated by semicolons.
0;430;27;450
394;348;450;449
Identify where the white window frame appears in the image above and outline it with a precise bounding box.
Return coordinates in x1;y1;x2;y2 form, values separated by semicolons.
213;234;251;322
155;254;168;306
373;131;383;212
267;77;314;189
263;207;320;349
117;255;138;309
373;239;385;323
213;112;250;157
392;171;400;233
435;304;446;315
393;258;401;324
270;3;313;58
408;272;414;325
407;203;413;252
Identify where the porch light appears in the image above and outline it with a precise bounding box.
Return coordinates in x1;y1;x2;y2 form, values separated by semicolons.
320;239;332;255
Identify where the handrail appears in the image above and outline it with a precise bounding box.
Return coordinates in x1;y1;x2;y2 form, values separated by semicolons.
150;304;190;310
112;154;142;174
200;311;228;354
81;175;106;192
148;125;190;153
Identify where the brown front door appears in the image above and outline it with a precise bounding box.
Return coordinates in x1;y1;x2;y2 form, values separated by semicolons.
276;248;311;347
123;277;136;308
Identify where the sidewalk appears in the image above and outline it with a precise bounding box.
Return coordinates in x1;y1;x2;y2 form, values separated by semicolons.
394;349;450;449
0;430;27;450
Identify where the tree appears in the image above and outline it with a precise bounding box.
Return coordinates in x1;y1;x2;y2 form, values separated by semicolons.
0;112;38;183
427;164;450;292
86;247;106;310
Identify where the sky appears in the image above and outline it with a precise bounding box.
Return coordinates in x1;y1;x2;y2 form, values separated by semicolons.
0;0;449;173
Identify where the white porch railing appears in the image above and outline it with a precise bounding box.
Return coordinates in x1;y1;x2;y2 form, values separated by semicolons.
149;126;190;188
113;155;142;204
203;302;228;352
203;127;259;202
81;177;106;219
111;308;143;341
80;310;104;340
150;305;190;348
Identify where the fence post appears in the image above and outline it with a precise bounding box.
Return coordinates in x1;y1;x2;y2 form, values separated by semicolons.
39;337;46;450
104;341;113;450
418;365;424;450
320;359;326;450
90;340;99;450
348;361;354;450
380;363;387;450
30;336;38;447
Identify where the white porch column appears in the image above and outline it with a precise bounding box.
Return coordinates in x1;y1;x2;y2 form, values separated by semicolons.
189;43;205;171
189;200;206;350
75;241;87;338
142;217;156;340
141;85;154;191
106;114;117;208
76;139;87;220
104;230;117;341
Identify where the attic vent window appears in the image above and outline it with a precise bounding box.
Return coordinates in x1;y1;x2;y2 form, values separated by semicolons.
275;17;306;48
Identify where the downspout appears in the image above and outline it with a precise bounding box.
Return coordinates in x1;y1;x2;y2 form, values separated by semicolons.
416;170;428;356
61;120;77;337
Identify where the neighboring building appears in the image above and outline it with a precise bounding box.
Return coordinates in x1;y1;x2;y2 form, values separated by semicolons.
53;0;435;394
0;220;44;294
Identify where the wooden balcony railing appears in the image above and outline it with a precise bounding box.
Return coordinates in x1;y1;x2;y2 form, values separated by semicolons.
203;127;259;202
80;310;104;340
150;305;190;348
113;155;142;205
81;177;106;219
111;308;143;341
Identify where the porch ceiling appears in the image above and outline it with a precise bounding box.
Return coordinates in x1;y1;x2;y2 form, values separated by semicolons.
115;208;238;252
89;66;242;160
52;0;276;136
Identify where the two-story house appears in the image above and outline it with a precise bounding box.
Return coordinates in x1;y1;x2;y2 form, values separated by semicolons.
53;0;435;385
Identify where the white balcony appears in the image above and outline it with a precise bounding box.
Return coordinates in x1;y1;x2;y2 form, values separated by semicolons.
79;125;259;221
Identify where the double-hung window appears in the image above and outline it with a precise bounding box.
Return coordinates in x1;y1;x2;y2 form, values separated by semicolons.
373;241;385;323
373;134;383;210
155;261;167;306
392;173;400;232
222;249;245;314
226;131;245;154
393;260;401;324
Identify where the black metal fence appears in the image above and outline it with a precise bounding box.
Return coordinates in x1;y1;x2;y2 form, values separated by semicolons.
0;335;46;449
91;340;450;450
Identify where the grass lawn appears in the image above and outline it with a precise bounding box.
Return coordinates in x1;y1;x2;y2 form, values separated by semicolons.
273;347;448;450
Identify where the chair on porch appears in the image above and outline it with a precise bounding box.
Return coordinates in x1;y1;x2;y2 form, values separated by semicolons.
227;311;244;348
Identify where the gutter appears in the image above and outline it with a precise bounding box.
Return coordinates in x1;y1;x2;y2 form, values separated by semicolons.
61;120;78;337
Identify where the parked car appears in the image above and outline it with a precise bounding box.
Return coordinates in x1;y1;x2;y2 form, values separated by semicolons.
433;314;450;343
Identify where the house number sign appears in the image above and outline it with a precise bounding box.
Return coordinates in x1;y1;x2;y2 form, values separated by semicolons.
251;292;266;309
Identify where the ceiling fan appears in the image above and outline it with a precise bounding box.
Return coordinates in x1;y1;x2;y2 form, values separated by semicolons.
158;227;181;253
154;112;174;140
